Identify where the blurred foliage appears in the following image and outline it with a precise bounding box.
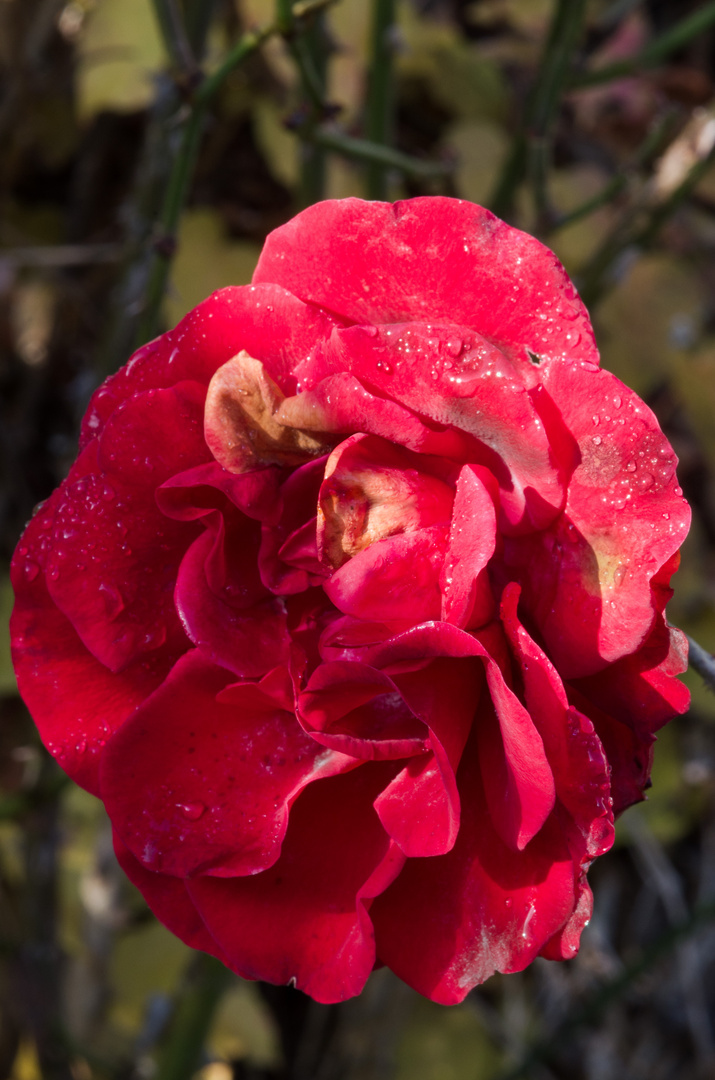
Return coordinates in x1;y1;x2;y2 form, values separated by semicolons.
3;0;715;1078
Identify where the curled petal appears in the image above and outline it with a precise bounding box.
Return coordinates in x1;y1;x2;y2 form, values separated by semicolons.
187;764;407;1003
101;651;353;879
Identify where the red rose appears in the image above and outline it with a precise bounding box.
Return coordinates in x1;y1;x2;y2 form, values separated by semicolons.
11;198;690;1004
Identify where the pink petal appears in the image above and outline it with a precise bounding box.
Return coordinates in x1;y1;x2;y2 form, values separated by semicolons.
318;322;564;532
298;660;429;759
323;527;448;628
80;284;344;448
500;583;614;860
317;433;454;568
253;198;598;374
374;658;482;856
101;650;352;878
10;490;176;795
113;833;229;964
519;361;691;676
186;765;406;1003
259;457;327;595
47;383;210;671
371;731;576;1004
441;464;498;628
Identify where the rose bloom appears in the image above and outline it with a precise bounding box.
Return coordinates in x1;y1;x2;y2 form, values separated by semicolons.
11;198;690;1004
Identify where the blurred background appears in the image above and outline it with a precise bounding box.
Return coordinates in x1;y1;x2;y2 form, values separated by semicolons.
2;0;715;1077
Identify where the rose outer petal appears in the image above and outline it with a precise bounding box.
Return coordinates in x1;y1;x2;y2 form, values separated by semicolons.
113;833;230;965
80;284;345;449
11;490;176;796
186;764;407;1004
253;197;598;374
46;382;210;672
519;361;691;676
101;650;354;879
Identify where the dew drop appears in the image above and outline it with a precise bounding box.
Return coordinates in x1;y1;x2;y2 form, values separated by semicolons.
177;801;206;821
613;565;627;587
445;338;464;358
23;560;40;582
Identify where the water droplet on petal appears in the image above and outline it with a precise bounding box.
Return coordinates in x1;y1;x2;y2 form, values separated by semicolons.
177;801;206;821
23;560;40;582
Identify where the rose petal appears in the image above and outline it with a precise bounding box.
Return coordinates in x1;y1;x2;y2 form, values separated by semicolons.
441;464;498;628
317;322;564;532
298;660;429;760
101;650;353;878
11;493;175;795
500;583;614;860
371;731;575;1004
47;383;210;671
516;362;691;676
187;764;406;1003
80;284;344;448
254;198;598;374
113;833;229;963
374;658;482;857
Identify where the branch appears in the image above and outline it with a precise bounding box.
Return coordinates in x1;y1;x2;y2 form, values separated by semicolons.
365;0;396;200
307;127;451;179
490;0;588;222
687;634;715;693
572;2;715;89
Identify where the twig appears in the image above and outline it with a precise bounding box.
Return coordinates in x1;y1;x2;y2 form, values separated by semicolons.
154;952;232;1080
547;110;676;235
134;23;275;346
365;0;396;200
0;243;121;269
572;2;715;89
308;127;451;178
492;900;715;1080
624;814;715;1065
687;634;715;693
490;0;587;222
151;0;198;80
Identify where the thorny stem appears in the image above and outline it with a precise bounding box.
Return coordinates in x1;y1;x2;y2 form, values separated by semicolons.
151;0;198;79
493;900;715;1080
365;0;396;200
686;635;715;693
295;14;330;207
136;0;342;345
546;110;677;235
572;2;715;89
308;127;451;178
490;0;587;222
154;952;233;1080
577;134;715;307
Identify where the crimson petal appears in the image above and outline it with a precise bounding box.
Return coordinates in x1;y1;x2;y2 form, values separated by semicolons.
101;650;353;878
187;764;406;1003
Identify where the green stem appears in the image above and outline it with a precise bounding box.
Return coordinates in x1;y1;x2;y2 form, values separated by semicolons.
151;0;197;77
365;0;396;200
155;953;232;1080
181;0;221;58
490;0;587;220
295;14;330;207
572;2;715;88
309;127;450;178
134;24;274;346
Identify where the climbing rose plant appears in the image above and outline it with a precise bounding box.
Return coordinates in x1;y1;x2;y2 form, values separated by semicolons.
11;198;690;1004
